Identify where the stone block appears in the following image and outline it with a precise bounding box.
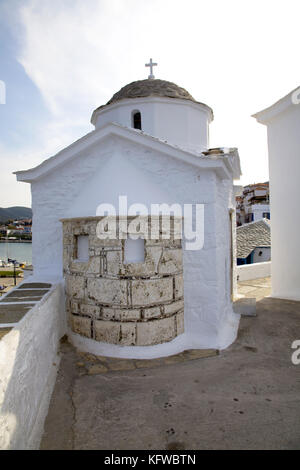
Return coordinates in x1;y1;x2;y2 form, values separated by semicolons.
63;246;72;269
174;274;184;299
134;358;164;368
163;353;186;365
80;304;101;318
145;238;182;248
83;222;96;235
136;316;176;346
87;364;108;374
62;221;72;234
101;307;118;321
86;256;101;275
119;309;141;321
176;311;184;335
71;300;79;314
94;246;121;255
183;349;218;360
105;250;122;276
71;314;91;338
70;260;88;274
159;249;183;274
145;246;163;273
94;320;120;344
65;275;85;300
73;226;86;236
70;257;100;275
143;306;162;319
89;234;122;249
164;299;184;316
63;233;73;246
131;277;173;306
120;323;136;345
89;248;95;257
101;307;140;321
87;278;127;306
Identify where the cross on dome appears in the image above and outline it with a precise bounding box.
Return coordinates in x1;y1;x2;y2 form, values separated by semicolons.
145;58;158;79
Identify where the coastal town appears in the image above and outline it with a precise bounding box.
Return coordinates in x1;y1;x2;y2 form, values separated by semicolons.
0;218;32;242
0;213;32;294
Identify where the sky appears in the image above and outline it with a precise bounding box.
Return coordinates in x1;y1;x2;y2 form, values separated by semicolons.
0;0;299;208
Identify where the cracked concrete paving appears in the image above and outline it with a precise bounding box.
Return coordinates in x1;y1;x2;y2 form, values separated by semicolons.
40;279;300;450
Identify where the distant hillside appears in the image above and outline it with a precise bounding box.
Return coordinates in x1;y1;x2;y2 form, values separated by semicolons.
0;206;32;223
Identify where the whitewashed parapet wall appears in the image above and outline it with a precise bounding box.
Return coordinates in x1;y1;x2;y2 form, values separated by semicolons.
62;216;184;346
0;282;66;450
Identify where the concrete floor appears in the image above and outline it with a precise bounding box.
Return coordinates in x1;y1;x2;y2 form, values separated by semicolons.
41;278;300;450
237;276;272;301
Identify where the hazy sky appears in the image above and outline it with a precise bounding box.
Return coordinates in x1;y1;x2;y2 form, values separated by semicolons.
0;0;299;207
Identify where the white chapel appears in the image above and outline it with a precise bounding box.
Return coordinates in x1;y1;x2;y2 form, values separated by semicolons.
15;61;242;358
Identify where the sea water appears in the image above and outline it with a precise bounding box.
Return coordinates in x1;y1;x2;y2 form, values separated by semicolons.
0;242;32;264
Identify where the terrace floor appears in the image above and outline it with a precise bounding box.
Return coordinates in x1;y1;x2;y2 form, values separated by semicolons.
238;276;271;300
40;277;300;450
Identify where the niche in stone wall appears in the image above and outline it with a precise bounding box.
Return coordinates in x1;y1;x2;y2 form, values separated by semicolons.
76;235;89;262
124;238;145;264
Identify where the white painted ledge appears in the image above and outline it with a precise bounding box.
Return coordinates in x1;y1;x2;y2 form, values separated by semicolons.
237;261;271;281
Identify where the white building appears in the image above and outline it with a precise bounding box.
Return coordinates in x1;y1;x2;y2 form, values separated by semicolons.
236;218;271;265
253;87;300;301
15;72;242;356
236;182;270;226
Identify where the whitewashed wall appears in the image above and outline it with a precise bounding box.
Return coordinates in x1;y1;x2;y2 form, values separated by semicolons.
0;282;66;450
237;261;271;281
29;136;238;354
267;107;300;300
93;97;211;153
252;204;270;221
253;246;271;263
254;94;300;301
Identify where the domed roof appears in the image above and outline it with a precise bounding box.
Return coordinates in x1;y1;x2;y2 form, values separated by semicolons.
91;78;214;123
106;79;197;105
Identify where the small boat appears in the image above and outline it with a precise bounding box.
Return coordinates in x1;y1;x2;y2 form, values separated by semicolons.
5;259;26;268
5;261;14;268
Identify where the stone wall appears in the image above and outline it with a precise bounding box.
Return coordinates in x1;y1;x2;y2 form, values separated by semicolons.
62;216;184;346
